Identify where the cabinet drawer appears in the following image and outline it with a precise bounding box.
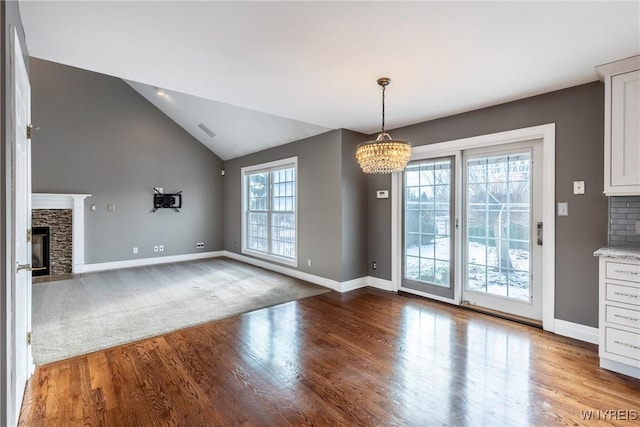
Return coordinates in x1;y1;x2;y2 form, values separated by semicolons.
606;261;640;283
607;283;640;307
605;327;640;361
606;305;640;329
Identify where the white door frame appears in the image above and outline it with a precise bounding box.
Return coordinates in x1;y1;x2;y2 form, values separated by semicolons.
392;123;556;331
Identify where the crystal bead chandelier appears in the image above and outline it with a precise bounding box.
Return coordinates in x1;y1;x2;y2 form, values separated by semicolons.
356;77;412;174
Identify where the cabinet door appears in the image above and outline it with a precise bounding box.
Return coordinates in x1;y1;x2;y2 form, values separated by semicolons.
610;70;640;190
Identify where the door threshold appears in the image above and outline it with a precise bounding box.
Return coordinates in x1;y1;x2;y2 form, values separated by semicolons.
459;302;542;329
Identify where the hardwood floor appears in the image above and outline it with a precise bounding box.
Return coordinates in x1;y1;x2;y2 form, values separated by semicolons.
19;288;640;426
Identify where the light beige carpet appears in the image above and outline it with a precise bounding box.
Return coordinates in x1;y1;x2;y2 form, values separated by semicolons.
32;257;329;365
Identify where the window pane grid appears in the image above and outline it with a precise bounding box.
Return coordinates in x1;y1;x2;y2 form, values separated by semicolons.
404;159;452;287
466;152;531;301
245;164;296;262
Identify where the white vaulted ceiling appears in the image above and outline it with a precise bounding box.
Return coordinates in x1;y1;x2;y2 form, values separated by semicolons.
18;1;640;160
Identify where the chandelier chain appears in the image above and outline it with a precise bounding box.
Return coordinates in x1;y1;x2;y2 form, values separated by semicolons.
381;84;386;133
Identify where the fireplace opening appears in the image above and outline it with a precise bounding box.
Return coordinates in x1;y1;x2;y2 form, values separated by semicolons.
32;226;50;277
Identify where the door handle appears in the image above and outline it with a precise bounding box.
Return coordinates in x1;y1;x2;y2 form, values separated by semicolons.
537;222;543;246
16;263;32;272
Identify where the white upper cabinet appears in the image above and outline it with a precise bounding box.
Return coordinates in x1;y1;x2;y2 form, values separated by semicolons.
596;56;640;196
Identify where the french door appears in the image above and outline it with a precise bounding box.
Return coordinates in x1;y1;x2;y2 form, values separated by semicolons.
401;140;543;321
401;157;455;299
462;141;542;320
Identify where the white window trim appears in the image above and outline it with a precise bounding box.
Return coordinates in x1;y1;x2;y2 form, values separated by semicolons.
241;156;298;267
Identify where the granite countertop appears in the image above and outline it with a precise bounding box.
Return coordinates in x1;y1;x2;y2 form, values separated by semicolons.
594;246;640;261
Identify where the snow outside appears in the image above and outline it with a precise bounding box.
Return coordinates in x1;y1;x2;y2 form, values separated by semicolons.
404;153;531;301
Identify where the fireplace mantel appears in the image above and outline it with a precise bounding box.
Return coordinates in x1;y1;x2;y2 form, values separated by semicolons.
32;193;91;273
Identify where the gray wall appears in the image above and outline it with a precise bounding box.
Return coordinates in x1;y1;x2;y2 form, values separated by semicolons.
1;1;28;424
341;129;369;280
367;82;608;327
223;129;369;282
30;58;224;264
224;130;343;281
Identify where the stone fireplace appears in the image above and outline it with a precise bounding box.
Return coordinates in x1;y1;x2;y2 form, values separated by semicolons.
32;210;71;275
32;193;91;275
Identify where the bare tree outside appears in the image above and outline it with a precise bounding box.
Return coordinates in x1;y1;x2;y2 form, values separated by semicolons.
466;152;531;300
404;159;452;287
403;152;531;300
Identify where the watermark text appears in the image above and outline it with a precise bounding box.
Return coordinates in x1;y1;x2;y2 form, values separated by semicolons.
580;409;638;421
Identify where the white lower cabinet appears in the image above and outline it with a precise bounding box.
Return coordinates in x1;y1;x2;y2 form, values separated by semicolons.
598;256;640;378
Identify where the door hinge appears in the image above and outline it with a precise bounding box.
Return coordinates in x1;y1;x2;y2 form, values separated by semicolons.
26;124;39;139
27;228;32;243
27;332;32;346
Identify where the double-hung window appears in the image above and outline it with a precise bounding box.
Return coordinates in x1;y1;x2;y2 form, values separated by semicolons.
241;157;297;266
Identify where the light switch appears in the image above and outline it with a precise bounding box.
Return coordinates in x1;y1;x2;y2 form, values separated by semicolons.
376;190;389;199
573;181;585;195
557;202;568;216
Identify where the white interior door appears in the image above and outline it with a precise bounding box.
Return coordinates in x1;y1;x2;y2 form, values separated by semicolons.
462;140;543;320
10;26;33;426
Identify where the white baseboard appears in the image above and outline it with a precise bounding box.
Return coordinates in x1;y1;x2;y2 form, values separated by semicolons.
76;249;370;293
553;319;599;344
341;277;369;292
76;251;224;273
368;277;395;291
223;251;372;293
223;251;344;291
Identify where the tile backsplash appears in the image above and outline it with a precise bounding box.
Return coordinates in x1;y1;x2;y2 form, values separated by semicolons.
609;196;640;247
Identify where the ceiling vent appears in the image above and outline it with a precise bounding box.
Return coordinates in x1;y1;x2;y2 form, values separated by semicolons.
198;123;216;138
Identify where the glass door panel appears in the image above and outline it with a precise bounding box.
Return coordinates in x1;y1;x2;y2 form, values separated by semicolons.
402;157;454;299
466;152;531;300
463;141;542;320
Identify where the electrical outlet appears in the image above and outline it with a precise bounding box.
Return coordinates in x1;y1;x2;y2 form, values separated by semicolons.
107;204;116;212
154;246;159;252
233;242;238;249
196;242;205;248
372;261;377;270
159;245;164;252
133;247;138;254
307;259;312;267
636;221;640;235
